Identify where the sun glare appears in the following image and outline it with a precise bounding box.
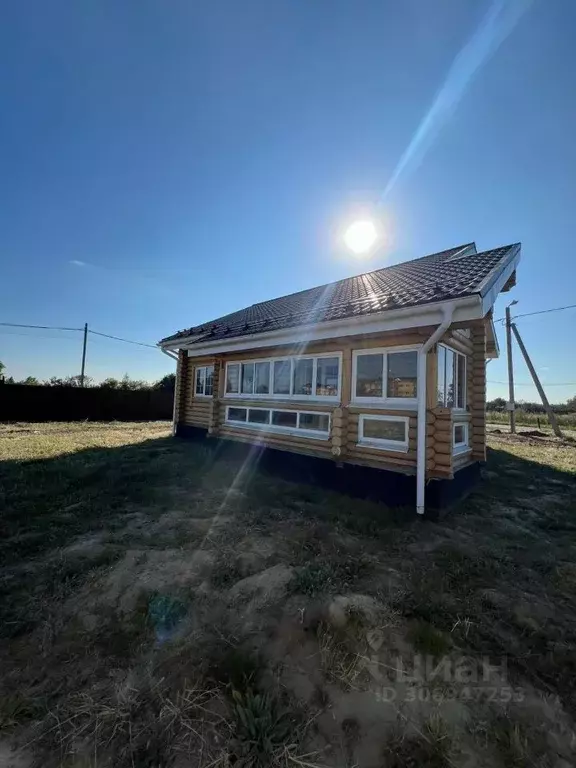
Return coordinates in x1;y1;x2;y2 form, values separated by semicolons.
344;219;379;255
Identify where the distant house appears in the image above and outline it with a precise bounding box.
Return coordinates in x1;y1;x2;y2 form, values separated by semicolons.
159;242;520;515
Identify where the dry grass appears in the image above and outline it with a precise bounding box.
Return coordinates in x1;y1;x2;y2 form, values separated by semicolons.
1;422;576;766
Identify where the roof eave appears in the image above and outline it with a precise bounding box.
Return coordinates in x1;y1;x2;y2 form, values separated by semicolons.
478;243;521;317
161;295;484;356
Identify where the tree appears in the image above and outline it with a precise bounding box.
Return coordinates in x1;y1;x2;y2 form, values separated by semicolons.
100;377;121;390
0;360;5;376
154;373;176;391
486;397;506;412
567;395;576;411
45;375;94;387
118;374;150;391
20;376;39;385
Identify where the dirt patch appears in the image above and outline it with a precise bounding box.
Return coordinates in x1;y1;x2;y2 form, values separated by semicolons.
89;548;217;613
229;564;295;609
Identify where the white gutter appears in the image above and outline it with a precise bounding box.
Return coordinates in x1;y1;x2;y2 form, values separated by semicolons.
416;304;454;515
161;347;179;435
162;295;481;356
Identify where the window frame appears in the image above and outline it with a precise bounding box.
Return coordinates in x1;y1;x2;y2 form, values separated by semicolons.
453;422;470;455
351;345;420;408
224;352;342;402
437;344;467;410
357;414;410;452
195;365;214;398
225;405;331;440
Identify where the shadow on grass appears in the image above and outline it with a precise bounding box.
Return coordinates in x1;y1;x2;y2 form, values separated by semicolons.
0;434;414;567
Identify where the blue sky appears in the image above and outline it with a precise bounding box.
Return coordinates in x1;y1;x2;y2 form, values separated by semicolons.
1;0;575;401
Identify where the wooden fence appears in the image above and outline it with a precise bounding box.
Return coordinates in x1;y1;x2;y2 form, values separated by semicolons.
0;384;173;422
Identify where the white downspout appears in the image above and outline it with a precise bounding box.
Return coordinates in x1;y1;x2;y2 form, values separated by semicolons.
416;305;454;515
161;347;179;435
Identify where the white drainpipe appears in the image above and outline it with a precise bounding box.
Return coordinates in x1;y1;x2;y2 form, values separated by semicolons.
416;305;454;515
161;347;179;435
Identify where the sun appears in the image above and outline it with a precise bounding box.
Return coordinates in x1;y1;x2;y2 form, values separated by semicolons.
344;219;379;255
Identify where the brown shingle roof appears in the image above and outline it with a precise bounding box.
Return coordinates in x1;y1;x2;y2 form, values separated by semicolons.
160;242;519;345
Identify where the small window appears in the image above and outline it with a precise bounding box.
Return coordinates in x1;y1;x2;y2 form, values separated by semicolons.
195;367;205;396
456;354;466;410
299;413;330;433
356;353;383;398
254;362;270;394
228;407;247;422
248;408;270;425
293;359;314;396
273;360;291;395
453;422;469;454
386;351;417;398
445;348;455;407
437;346;467;409
272;410;297;428
358;415;409;452
195;365;214;396
226;363;240;394
316;356;339;397
241;362;255;394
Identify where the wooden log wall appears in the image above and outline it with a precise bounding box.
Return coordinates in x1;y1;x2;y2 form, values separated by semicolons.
178;324;485;477
426;407;453;479
173;350;185;427
346;408;418;474
183;356;215;428
470;323;487;461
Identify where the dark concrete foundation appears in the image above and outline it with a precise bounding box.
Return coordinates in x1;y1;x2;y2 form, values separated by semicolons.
175;423;481;517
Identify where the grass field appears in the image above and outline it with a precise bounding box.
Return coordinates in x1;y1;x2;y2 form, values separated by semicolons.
487;409;576;429
1;422;576;767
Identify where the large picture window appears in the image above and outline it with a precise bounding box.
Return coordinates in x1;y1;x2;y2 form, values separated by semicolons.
225;406;330;439
352;348;418;405
437;345;467;409
225;354;341;401
195;365;214;397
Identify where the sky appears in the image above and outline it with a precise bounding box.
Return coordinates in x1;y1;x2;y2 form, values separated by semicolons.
1;0;575;401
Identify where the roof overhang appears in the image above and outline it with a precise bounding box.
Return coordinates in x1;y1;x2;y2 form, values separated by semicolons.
159;244;520;358
485;316;500;359
161;295;485;357
479;243;521;317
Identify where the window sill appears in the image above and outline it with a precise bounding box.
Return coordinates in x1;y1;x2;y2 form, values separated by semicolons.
350;400;417;411
224;421;329;441
195;394;213;399
453;445;472;456
224;393;339;404
356;440;409;453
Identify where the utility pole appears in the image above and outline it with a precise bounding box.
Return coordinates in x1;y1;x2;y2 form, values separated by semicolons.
505;302;517;433
80;322;88;387
510;323;563;438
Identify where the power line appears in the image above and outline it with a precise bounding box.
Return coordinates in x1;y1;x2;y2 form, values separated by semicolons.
487;380;576;386
494;302;576;324
0;330;83;341
88;329;158;349
0;322;82;332
0;321;158;349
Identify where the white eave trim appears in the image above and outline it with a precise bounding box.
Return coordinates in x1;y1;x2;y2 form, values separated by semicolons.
160;296;483;357
479;244;521;318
